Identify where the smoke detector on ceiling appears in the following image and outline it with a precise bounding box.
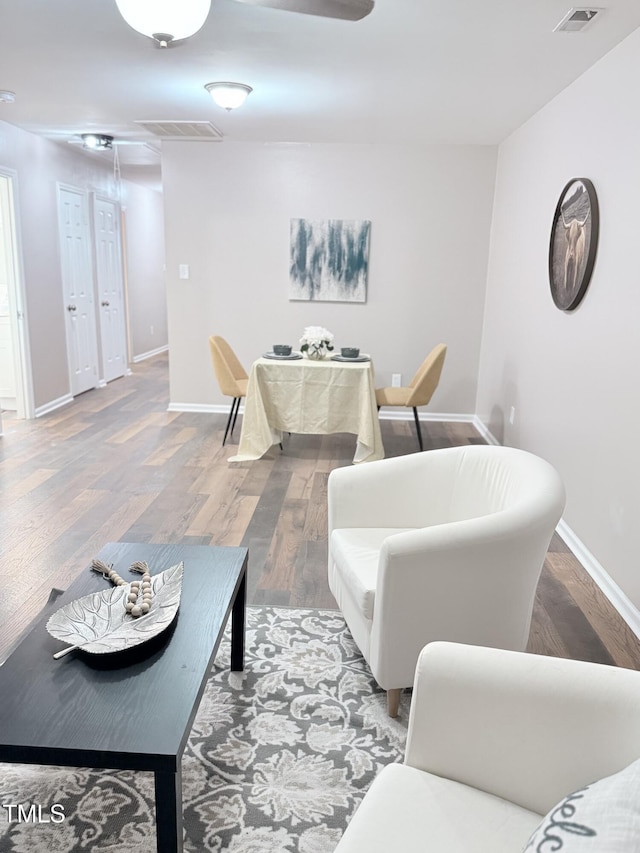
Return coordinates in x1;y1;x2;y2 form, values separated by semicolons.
554;7;603;32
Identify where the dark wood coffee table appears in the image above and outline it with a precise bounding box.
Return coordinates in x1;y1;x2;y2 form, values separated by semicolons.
0;541;248;853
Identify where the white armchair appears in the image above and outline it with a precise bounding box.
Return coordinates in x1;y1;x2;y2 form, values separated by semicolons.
334;642;640;853
328;445;566;716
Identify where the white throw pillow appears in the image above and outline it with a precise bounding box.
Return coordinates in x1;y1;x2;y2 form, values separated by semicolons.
523;757;640;851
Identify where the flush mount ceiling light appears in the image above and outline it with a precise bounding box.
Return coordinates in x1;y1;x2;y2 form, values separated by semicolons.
115;0;211;47
81;133;114;151
205;82;253;111
0;90;16;103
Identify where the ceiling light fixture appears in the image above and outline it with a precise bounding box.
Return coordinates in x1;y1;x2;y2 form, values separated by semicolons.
81;133;114;151
0;90;16;104
205;82;253;111
114;0;211;48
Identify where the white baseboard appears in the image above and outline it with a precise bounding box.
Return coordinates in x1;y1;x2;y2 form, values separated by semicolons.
379;410;476;423
167;402;243;414
472;415;500;445
381;410;498;439
167;404;470;419
132;345;169;364
35;393;73;417
468;417;640;641
556;520;640;641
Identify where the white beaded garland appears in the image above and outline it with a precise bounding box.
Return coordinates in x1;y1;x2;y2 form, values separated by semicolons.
125;562;154;618
91;558;153;619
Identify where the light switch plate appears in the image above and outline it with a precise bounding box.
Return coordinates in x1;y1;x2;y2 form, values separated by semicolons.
179;264;190;280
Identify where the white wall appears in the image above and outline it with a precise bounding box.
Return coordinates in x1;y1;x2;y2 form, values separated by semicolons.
0;120;167;408
477;28;640;611
0;121;113;407
121;181;167;360
162;141;497;411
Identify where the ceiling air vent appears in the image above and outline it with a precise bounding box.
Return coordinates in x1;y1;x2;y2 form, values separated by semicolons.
553;7;603;32
134;120;223;141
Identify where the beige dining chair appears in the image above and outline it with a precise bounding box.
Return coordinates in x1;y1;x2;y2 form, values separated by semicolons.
208;336;249;445
375;343;447;451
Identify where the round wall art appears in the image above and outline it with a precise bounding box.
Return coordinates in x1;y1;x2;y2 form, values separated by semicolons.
548;178;599;311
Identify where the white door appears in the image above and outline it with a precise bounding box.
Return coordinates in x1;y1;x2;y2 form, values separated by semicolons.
58;186;99;396
0;181;16;409
93;197;127;383
0;315;16;406
0;169;33;419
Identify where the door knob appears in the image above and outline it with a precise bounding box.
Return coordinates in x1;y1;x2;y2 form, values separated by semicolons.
67;304;77;312
101;301;110;307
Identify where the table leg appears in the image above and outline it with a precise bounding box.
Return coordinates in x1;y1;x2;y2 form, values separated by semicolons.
231;568;246;672
154;768;183;853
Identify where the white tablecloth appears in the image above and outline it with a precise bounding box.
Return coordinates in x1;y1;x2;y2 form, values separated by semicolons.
228;356;384;464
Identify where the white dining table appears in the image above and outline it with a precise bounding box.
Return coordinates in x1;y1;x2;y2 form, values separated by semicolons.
228;355;384;464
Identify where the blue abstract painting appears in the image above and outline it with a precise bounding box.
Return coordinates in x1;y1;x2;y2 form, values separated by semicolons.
289;219;370;303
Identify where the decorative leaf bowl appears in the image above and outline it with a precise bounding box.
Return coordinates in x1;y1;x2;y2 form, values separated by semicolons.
47;563;184;659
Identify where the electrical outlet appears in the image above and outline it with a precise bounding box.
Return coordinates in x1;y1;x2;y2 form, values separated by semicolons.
391;374;402;387
509;406;516;425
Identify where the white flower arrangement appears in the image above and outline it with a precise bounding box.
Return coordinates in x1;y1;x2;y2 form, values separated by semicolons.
299;326;334;359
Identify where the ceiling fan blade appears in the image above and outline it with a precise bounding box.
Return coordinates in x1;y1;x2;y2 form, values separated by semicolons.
232;0;374;21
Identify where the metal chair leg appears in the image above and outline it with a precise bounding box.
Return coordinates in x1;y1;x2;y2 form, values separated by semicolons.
230;396;242;437
222;398;239;446
412;406;424;452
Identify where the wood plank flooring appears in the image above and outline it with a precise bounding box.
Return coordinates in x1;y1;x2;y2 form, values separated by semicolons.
1;352;639;669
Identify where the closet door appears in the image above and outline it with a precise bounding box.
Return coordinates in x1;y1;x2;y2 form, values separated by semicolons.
93;196;127;383
58;185;99;396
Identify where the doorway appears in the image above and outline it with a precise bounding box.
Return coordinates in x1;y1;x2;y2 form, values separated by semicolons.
0;169;32;422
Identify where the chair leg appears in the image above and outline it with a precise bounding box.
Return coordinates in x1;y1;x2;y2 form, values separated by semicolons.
222;398;239;446
230;396;242;437
279;431;292;451
387;688;402;718
412;407;424;452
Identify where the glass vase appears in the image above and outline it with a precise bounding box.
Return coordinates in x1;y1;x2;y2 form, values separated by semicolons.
305;343;328;360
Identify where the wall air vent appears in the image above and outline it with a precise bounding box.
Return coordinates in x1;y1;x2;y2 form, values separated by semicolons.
134;120;223;141
554;7;603;32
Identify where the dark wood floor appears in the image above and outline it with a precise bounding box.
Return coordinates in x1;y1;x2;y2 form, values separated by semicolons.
2;352;640;669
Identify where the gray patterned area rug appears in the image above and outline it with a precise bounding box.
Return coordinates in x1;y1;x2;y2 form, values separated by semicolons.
0;607;409;852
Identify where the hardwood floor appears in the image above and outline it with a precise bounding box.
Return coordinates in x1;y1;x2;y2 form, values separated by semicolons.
1;352;639;669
